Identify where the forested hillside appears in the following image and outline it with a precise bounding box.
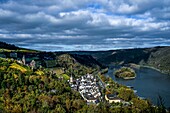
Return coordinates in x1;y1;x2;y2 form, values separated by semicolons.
143;47;170;74
56;54;99;78
0;58;165;112
0;41;19;50
74;46;170;74
0;58;85;112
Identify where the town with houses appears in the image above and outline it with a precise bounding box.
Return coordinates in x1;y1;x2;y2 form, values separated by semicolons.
69;74;102;104
68;73;127;105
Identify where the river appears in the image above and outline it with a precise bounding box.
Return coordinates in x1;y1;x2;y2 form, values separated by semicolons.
105;66;170;108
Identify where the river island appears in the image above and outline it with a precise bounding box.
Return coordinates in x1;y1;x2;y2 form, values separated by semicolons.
114;67;136;80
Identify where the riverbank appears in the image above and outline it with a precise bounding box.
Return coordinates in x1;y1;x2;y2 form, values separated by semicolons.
129;63;140;69
115;75;136;80
140;65;169;75
128;63;169;75
123;76;136;80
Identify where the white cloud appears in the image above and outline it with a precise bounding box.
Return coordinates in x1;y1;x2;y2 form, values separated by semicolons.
118;4;138;14
0;0;170;51
24;12;59;24
14;34;32;38
0;8;16;17
0;34;9;38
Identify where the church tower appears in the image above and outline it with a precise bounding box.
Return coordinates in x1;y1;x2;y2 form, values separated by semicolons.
22;55;26;65
70;75;73;83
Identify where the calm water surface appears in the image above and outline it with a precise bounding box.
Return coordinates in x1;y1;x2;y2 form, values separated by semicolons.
106;66;170;108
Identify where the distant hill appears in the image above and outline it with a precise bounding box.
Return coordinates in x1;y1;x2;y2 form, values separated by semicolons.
144;46;170;74
70;54;104;68
1;41;170;74
72;46;170;74
0;42;103;74
0;41;38;53
0;41;20;50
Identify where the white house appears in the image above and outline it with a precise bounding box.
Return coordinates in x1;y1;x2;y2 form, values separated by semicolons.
105;94;122;103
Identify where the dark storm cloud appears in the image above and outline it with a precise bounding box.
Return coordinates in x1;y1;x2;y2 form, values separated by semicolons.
0;0;170;51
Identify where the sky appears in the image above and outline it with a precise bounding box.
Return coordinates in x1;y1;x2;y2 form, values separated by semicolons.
0;0;170;51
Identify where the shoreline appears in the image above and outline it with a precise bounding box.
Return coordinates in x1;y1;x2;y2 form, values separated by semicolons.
115;76;136;80
140;65;169;75
123;76;136;80
128;63;169;75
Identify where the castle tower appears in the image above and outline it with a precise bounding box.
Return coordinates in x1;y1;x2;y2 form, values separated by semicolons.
30;60;36;70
